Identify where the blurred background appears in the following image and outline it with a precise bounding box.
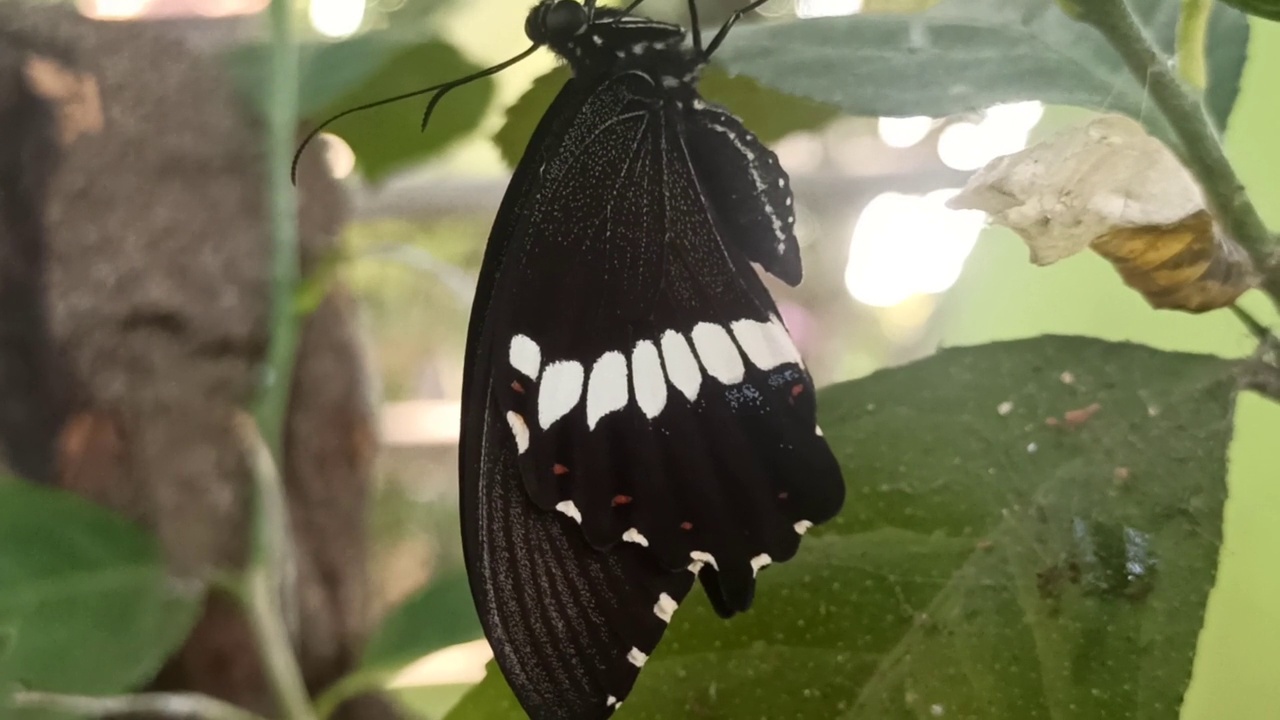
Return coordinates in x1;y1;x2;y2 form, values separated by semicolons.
47;0;1280;716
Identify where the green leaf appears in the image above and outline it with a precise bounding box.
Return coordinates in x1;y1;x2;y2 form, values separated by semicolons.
1217;0;1280;21
362;570;482;672
317;571;483;718
492;67;569;170
714;0;1249;137
445;336;1236;720
698;67;839;142
227;36;492;182
492;66;837;169
0;481;201;703
310;40;493;182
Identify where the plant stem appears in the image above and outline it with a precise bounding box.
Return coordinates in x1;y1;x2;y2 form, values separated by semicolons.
1074;0;1278;307
256;0;303;461
235;414;315;720
1175;0;1210;89
11;690;269;720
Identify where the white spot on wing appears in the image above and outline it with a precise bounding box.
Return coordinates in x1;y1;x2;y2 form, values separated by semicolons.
508;334;542;379
556;500;582;523
659;330;701;401
606;696;618;707
691;323;745;384
794;520;813;535
505;412;529;454
627;647;648;668
653;592;678;623
586;351;629;429
622;528;649;547
538;360;584;429
690;550;719;570
750;553;773;576
504;333;540;376
815;425;824;437
631;340;667;419
731;317;801;371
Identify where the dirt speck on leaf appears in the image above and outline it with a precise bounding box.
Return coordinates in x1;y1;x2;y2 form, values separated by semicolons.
1063;402;1103;427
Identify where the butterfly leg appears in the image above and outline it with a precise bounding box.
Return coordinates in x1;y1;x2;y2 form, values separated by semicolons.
704;0;772;57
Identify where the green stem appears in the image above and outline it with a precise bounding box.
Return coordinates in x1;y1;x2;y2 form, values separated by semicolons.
235;414;315;720
256;0;303;461
11;690;269;720
1074;0;1279;307
1175;0;1210;89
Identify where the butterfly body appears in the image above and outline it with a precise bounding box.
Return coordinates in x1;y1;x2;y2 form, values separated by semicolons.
460;3;844;717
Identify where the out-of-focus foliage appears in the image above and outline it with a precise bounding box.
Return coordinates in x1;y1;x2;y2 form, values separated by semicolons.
0;481;201;718
1218;0;1280;22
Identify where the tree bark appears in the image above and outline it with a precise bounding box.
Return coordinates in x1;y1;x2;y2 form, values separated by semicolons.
0;5;397;718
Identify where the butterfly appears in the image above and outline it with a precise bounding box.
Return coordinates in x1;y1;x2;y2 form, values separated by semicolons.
458;1;846;718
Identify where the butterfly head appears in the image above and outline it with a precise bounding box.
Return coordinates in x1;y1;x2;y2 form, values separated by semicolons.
525;0;589;46
525;0;697;82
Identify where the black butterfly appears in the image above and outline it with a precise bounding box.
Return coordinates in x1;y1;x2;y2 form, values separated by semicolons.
459;1;846;718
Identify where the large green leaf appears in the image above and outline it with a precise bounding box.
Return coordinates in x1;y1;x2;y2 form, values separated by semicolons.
0;481;201;713
445;336;1236;719
492;65;837;169
714;0;1249;136
227;36;492;182
308;39;493;182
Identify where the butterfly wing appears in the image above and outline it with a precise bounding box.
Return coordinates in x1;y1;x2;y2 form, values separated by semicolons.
462;70;844;719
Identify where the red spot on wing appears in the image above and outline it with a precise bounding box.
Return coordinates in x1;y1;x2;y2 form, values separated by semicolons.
679;521;693;531
778;491;789;500
511;380;525;394
789;383;804;404
611;494;633;506
552;463;570;475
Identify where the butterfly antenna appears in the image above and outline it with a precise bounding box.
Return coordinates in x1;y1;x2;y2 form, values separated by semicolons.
685;0;702;53
291;42;540;184
419;42;541;134
704;0;772;57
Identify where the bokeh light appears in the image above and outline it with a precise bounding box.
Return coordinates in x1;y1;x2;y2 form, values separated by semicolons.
844;189;987;308
877;115;934;149
309;0;365;38
937;101;1044;171
796;0;863;18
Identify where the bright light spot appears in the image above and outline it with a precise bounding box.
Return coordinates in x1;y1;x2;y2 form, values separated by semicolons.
797;0;862;17
844;189;987;308
389;638;493;687
81;0;267;19
320;133;356;179
774;132;824;174
877;116;934;149
309;0;365;38
937;101;1043;171
81;0;148;19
